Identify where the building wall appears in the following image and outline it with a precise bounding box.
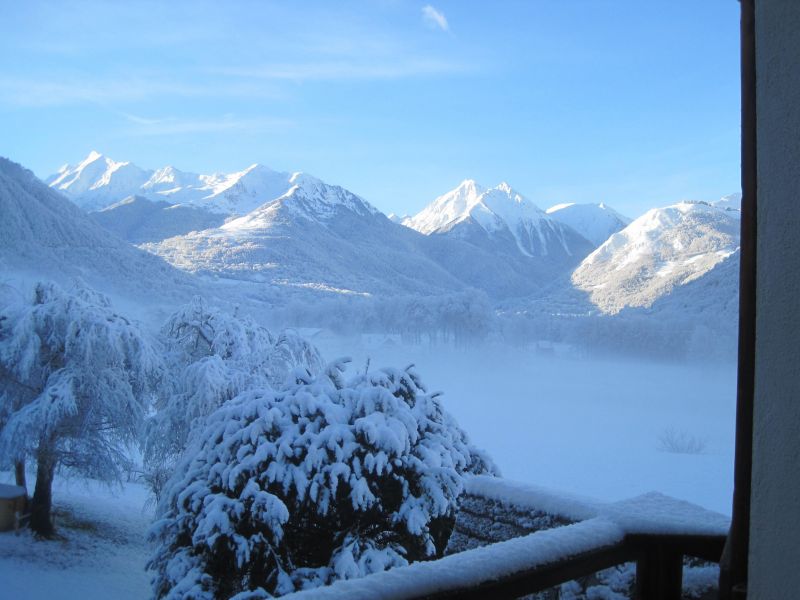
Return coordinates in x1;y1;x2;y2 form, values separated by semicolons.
748;1;800;597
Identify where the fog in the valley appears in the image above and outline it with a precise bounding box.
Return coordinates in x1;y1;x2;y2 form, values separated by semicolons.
313;335;737;515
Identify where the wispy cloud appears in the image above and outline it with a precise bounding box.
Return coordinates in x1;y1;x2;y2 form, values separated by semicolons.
0;75;285;108
118;113;293;137
213;57;468;82
422;5;449;32
0;53;470;109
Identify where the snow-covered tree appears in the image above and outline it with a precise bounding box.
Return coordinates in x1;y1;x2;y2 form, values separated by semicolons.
144;297;323;498
0;302;31;489
148;362;495;598
0;281;162;536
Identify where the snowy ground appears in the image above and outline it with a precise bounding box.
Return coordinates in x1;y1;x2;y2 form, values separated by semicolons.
314;338;737;515
0;475;152;599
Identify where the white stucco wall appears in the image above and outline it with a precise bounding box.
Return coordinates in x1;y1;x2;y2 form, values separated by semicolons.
748;1;800;598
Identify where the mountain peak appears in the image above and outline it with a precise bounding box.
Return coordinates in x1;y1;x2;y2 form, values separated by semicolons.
45;151;152;210
240;163;269;176
83;150;103;163
483;182;530;208
456;179;486;201
495;181;514;195
457;178;481;189
403;180;486;234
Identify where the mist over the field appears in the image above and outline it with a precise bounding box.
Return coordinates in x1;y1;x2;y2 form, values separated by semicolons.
314;336;737;515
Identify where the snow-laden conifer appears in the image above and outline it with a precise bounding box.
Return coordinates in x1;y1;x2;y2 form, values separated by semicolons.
148;361;495;598
0;280;162;535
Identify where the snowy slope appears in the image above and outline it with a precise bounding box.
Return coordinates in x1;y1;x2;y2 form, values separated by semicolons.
0;156;199;309
406;180;594;261
48;152;297;216
90;195;227;244
144;175;469;297
712;192;742;214
572;201;740;314
645;249;740;326
545;202;631;247
145;163;295;215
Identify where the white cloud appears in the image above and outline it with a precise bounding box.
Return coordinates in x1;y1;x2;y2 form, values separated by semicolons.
213;58;468;82
0;75;285;108
422;5;449;32
119;113;293;137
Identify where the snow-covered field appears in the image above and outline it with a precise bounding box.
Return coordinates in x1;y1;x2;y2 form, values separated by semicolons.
0;476;152;599
0;340;735;599
314;338;737;515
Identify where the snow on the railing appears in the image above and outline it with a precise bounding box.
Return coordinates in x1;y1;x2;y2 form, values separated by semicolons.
465;476;730;537
281;517;625;600
280;478;730;599
603;492;730;537
464;474;603;522
0;483;26;499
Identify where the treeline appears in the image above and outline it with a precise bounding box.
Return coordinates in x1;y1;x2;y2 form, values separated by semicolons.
273;287;737;361
274;289;495;345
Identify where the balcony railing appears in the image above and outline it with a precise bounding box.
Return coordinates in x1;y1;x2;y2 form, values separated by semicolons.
283;476;729;600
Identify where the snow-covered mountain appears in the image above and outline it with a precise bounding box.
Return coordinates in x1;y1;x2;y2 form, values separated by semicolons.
145;176;600;299
90;196;227;244
712;192;742;214
406;180;594;261
545;202;630;247
43;153;741;313
46;151;153;211
571;201;740;314
47;152;296;216
645;248;740;324
143;174;468;297
146;163;295;215
0;156;199;308
387;212;411;224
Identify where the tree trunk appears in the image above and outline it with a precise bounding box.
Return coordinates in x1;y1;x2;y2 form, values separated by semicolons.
29;452;56;537
14;459;26;490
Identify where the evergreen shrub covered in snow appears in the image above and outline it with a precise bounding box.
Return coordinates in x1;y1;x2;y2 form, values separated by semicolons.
148;361;495;598
144;297;323;498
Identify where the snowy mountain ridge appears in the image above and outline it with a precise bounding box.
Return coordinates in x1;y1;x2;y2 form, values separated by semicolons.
142;171;470;298
711;192;742;215
405;179;593;259
48;151;298;216
572;201;740;314
42;152;741;318
545;202;631;247
47;151;153;211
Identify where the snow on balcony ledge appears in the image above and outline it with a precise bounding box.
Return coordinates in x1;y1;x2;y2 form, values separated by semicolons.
282;476;730;600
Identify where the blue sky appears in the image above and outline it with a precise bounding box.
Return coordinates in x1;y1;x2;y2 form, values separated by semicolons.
1;1;740;218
